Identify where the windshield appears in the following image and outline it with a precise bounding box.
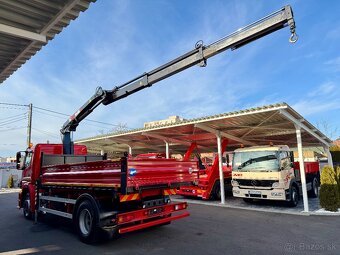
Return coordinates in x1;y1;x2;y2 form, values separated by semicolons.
233;150;279;172
24;151;33;168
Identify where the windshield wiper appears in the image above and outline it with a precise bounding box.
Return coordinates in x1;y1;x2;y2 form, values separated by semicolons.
237;155;277;170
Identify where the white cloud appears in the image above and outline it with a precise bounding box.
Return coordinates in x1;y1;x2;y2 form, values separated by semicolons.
307;81;337;97
293;99;340;116
324;56;340;72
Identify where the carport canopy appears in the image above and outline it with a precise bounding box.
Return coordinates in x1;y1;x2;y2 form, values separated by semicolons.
76;102;333;212
0;0;95;84
76;103;331;156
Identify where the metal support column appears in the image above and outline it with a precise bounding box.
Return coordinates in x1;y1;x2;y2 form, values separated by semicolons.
27;103;32;147
100;149;105;156
324;146;334;168
295;125;309;212
165;141;169;159
216;132;225;204
128;146;132;156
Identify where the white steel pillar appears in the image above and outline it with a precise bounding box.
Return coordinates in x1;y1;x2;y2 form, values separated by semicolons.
295;125;309;212
165;141;169;159
128;146;132;155
100;149;105;156
324;146;334;168
216;132;225;204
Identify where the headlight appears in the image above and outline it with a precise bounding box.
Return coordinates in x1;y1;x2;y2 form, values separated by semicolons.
272;182;280;188
231;180;239;186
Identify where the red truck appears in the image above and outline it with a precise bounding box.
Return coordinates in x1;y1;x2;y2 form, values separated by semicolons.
17;143;197;243
177;139;232;200
17;5;297;243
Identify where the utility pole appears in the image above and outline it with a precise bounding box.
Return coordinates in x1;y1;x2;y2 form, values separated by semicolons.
27;103;32;147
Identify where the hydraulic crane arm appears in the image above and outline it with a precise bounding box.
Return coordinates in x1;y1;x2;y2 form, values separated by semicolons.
61;5;297;154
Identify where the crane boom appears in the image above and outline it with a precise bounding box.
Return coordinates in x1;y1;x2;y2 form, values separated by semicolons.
61;5;297;154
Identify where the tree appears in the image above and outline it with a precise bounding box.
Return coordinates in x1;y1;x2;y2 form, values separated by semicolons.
7;175;14;188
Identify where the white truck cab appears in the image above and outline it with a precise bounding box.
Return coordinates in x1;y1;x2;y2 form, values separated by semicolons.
231;145;319;207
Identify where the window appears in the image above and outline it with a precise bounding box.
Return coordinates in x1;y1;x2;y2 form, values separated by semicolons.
24;152;33;168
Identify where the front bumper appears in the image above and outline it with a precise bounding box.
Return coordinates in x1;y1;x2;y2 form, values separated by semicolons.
233;186;286;201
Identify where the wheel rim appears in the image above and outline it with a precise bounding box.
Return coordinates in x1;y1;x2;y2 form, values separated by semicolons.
79;209;92;236
24;199;30;217
292;189;298;205
314;180;318;195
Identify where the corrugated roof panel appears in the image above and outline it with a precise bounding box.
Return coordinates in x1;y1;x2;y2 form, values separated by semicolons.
0;0;96;84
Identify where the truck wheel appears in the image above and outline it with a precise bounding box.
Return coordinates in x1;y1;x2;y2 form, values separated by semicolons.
23;194;33;220
308;177;319;198
212;182;221;200
288;186;299;207
76;200;99;244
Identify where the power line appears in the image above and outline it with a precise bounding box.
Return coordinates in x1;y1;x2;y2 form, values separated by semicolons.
0;112;27;121
1;102;126;127
33;110;115;130
33;105;125;127
32;127;60;139
0;102;28;107
0;117;27;127
0;106;28;110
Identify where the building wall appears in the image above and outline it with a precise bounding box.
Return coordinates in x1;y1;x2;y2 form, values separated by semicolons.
0;169;22;188
0;158;21;188
144;116;185;128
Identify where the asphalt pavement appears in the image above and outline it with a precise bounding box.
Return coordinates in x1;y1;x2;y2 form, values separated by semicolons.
0;192;339;255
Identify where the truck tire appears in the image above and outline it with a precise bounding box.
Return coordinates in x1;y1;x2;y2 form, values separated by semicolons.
76;200;99;244
288;186;299;207
212;182;221;200
308;177;319;198
23;193;33;220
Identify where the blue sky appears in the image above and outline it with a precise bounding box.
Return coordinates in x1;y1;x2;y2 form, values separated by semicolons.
1;0;340;156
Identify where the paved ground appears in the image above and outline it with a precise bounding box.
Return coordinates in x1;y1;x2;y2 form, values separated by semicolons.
1;192;340;255
172;194;323;215
0;188;21;194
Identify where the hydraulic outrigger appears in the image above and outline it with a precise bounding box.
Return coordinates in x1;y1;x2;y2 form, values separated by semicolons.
61;5;298;154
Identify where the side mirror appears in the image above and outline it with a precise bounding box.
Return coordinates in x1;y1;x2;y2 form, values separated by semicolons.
16;151;25;170
290;162;294;168
16;152;21;170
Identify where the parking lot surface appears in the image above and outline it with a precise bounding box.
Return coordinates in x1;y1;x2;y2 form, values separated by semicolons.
1;192;339;255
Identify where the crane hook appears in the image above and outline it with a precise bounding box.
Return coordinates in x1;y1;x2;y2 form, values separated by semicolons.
289;32;298;43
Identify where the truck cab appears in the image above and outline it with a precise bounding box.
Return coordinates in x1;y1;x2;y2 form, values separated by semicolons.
231;145;319;207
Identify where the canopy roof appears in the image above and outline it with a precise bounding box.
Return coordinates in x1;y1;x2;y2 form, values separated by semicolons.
75;103;332;156
0;0;95;84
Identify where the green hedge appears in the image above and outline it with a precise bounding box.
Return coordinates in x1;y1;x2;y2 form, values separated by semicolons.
319;166;340;212
7;175;14;188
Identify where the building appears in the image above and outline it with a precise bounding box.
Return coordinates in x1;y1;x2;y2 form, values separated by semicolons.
0;157;21;188
144;116;185;128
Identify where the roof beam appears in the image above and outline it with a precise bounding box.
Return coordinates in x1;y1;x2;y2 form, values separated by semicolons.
241;111;278;138
194;123;256;146
279;110;330;147
0;23;46;43
141;132;210;149
142;132;189;145
111;137;160;151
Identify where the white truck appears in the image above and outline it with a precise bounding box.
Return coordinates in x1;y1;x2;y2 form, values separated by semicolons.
231;145;319;207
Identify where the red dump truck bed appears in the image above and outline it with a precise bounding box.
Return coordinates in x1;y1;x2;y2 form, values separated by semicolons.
40;156;197;191
293;161;319;175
